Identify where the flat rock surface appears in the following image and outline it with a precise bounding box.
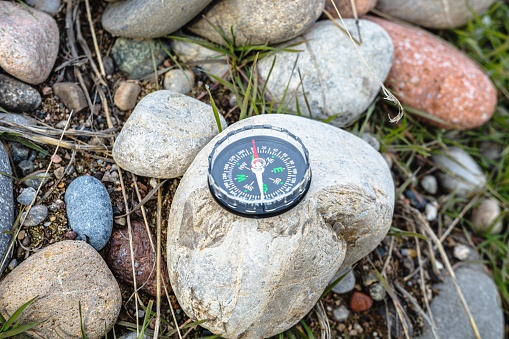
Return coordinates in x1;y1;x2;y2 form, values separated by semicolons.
257;19;393;127
113;90;227;178
0;74;41;112
64;176;113;250
0;143;13;273
376;0;496;28
0;2;59;84
167;114;394;338
419;264;504;339
102;0;213;39
0;241;122;339
368;17;497;130
187;0;325;46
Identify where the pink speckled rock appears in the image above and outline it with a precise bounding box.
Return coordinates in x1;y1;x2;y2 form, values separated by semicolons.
368;17;497;130
0;1;59;84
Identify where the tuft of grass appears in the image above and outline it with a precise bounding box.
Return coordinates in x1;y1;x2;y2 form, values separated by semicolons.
0;296;42;338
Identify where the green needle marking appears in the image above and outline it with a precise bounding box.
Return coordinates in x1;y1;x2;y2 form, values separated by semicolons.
281;182;284;185
271;155;275;158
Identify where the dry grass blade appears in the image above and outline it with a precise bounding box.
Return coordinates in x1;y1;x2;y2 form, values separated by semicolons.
314;301;330;339
328;0;404;123
132;174;155;252
117;179;168;218
414;207;481;339
153;179;163;338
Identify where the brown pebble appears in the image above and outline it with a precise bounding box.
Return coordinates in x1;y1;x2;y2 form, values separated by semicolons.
324;0;376;18
104;220;171;296
367;17;497;130
350;291;373;312
114;82;141;111
52;82;88;113
42;86;52;95
51;154;62;163
64;231;77;240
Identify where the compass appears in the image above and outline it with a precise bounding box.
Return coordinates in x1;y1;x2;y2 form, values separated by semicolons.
208;124;311;218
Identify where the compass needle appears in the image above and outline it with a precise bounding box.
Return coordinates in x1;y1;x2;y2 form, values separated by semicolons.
208;125;311;218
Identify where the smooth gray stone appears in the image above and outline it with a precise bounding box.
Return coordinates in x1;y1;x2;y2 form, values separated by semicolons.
167;114;395;338
433;146;486;197
113;90;227;178
17;187;37;205
187;0;325;46
257;19;393;127
102;0;213;39
329;267;356;294
65;176;113;250
420;174;438;195
9;142;29;164
376;0;496;29
111;38;169;80
18;159;34;176
0;143;13;273
25;0;61;15
21;170;49;189
419;264;504;339
0;74;41;112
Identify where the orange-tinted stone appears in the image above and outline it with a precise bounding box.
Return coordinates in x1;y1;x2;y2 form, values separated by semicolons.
350;291;374;311
367;17;497;130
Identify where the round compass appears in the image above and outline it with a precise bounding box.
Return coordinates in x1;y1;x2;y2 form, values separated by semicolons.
208;124;311;218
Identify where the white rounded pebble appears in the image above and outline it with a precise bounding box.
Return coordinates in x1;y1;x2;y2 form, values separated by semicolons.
453;244;471;261
421;175;438;195
425;201;438;221
163;69;195;94
471;198;503;234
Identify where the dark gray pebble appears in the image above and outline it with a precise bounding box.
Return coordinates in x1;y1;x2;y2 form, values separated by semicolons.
22;205;48;227
0;74;41;112
17;187;37;205
65;176;113;250
22;170;50;189
111;38;169;79
18;160;34;176
9;142;29;164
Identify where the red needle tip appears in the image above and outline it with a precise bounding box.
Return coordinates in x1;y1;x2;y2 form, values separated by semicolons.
252;139;258;159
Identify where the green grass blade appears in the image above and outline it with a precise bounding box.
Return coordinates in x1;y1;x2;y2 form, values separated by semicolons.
300;320;314;339
1;296;38;332
0;321;42;338
388;227;428;240
206;85;223;133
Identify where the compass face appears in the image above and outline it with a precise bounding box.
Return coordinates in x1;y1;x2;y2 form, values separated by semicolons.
208;125;311;218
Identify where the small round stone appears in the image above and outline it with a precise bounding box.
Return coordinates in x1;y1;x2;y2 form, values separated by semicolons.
65;176;113;250
21;205;48;227
18;160;34;176
25;0;61;15
421;175;438;195
330;267;356;294
369;283;386;301
471;198;503;234
17;187;37;205
163;69;195;94
21;170;49;189
425;202;438;222
453;244;471;261
332;305;350;322
114;82;141;111
7;258;17;271
9;143;29;164
350;291;373;312
52;82;88;113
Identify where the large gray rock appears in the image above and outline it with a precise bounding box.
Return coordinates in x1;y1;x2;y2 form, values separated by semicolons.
432;147;486;197
0;2;59;84
419;264;504;339
102;0;213;39
0;241;122;339
257;19;393;127
187;0;325;46
167;114;394;338
113;90;227;178
0;113;38;126
0;143;13;273
376;0;496;29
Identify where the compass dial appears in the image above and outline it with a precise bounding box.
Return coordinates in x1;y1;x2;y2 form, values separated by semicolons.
208;125;311;218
